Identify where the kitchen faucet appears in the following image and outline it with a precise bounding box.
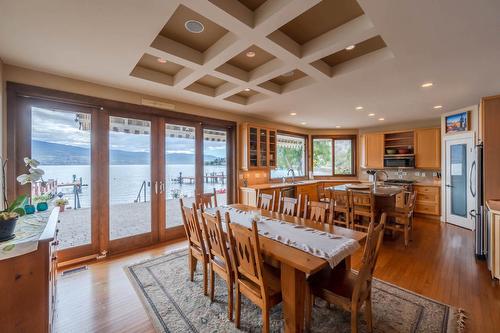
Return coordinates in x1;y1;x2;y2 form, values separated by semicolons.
287;168;296;184
367;170;388;190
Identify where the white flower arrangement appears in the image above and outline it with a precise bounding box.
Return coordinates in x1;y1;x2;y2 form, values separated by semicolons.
16;157;45;185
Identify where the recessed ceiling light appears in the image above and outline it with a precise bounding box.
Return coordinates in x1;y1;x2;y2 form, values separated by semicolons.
185;20;204;33
368;113;375;117
336;125;341;128
290;112;297;116
246;51;256;58
433;105;443;109
157;58;167;64
282;71;295;77
421;82;433;88
345;45;356;51
301;122;307;125
355;106;364;110
378;118;385;121
244;88;251;92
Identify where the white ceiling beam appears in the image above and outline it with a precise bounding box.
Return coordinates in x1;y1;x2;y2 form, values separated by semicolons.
331;47;394;78
130;66;174;86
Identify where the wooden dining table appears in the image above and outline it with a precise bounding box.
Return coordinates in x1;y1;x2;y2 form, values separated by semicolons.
228;204;366;333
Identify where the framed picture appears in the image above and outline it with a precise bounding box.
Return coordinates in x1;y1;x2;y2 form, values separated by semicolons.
445;111;470;133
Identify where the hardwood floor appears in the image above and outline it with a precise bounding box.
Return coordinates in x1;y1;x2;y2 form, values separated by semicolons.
54;218;500;333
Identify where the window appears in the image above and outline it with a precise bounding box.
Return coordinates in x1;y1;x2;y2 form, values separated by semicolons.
312;136;356;176
270;133;306;179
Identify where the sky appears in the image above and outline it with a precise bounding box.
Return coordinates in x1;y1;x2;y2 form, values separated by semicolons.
31;107;227;158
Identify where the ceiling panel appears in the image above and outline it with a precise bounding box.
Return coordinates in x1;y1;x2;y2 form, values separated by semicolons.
227;45;275;72
197;75;227;88
136;53;184;76
321;35;387;67
270;69;306;86
238;0;267;11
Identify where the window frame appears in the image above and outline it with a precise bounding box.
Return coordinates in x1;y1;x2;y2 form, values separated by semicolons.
312;135;357;177
269;130;309;181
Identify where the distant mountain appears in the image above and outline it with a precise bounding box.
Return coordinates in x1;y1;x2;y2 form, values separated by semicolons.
31;140;220;165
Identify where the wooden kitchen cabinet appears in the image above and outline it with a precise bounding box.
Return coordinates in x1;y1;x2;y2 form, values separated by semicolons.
360;132;384;169
414;185;440;216
415;128;441;169
296;183;318;202
239;123;277;170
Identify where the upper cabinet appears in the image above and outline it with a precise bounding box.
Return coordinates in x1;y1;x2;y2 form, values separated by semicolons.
415;128;441;169
240;123;277;170
360;132;384;169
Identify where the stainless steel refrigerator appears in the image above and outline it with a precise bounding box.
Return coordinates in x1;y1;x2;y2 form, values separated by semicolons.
471;143;486;258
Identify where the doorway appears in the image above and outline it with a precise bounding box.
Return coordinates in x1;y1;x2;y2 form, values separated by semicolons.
444;134;475;229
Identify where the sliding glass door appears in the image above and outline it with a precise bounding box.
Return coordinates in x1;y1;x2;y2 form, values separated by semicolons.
203;128;228;206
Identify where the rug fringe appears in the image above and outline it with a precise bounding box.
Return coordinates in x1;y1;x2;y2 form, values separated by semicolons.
448;308;467;333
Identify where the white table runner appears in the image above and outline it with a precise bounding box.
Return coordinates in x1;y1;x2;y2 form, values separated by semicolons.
205;206;360;268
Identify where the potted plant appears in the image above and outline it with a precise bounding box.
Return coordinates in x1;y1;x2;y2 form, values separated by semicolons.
33;193;51;212
54;198;68;212
0;157;44;241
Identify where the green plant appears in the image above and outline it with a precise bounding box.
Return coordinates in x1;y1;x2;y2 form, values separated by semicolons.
54;198;68;207
33;193;51;204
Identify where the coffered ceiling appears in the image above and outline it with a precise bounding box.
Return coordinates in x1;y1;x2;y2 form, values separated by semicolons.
1;0;500;128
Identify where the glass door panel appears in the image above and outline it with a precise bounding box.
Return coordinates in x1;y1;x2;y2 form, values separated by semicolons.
165;123;196;228
249;127;258;167
259;129;268;167
450;143;467;217
203;129;228;205
109;116;152;240
31;107;92;250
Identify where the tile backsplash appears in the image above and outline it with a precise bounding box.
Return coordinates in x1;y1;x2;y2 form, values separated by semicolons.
359;169;441;182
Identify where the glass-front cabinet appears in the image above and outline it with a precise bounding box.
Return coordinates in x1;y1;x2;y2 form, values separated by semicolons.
240;123;276;170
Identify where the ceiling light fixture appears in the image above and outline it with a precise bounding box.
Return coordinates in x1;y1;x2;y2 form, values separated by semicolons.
185;20;205;33
378;118;385;121
345;45;356;51
336;125;341;128
290;112;297;116
301;122;307;125
246;51;256;58
355;106;364;110
368;113;375;117
157;58;167;64
282;71;295;77
244;88;251;92
421;82;433;88
433;105;443;109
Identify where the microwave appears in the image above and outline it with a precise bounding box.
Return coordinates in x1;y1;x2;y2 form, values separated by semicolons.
384;155;415;168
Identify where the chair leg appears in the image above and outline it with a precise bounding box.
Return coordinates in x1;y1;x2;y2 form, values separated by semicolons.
404;220;409;247
202;261;208;296
262;308;270;333
364;296;373;333
189;254;197;282
209;264;215;301
235;284;241;328
227;278;233;321
304;287;313;332
351;308;358;333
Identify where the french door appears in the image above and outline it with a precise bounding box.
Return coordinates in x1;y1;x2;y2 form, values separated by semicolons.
9;88;234;262
444;135;475;229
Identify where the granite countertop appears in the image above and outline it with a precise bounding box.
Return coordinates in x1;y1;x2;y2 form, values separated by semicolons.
241;179;360;190
414;181;441;187
326;184;402;197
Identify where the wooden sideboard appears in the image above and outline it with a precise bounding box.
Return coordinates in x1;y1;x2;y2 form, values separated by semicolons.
0;208;59;333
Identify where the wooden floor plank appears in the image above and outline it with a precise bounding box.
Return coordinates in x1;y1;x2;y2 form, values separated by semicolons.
54;218;500;333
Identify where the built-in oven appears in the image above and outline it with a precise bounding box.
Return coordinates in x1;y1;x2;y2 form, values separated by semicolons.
383;155;415;168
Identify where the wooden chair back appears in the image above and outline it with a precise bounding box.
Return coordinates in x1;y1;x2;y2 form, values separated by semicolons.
180;199;206;253
201;210;231;269
258;191;275;211
196;188;218;209
331;190;350;208
277;192;301;217
317;183;330;202
352;213;386;306
304;199;331;223
350;190;375;217
226;220;267;297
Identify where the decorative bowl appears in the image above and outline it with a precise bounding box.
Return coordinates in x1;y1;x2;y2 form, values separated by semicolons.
24;204;36;215
386;148;397;154
398;148;410;154
36;202;48;212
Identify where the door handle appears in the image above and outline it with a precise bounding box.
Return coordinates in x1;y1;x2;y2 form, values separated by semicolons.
154;181;158;194
445;184;454;188
469;161;476;197
159;181;164;194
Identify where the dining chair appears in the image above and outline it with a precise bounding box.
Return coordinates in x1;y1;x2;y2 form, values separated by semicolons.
226;219;282;333
350;190;376;231
303;198;331;223
258;190;276;212
385;191;417;246
305;213;387;333
180;199;209;296
277;192;302;217
196;188;218;209
331;189;351;228
317;182;330;203
201;210;234;320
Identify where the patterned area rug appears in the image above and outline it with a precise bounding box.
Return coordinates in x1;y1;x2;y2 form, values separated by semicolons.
125;248;465;333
